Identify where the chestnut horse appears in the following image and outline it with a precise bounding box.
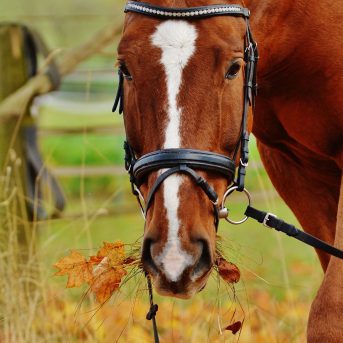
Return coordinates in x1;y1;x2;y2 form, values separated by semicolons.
115;0;343;341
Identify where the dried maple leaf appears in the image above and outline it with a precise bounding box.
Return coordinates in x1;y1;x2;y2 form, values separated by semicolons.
97;241;126;267
54;241;132;303
224;321;242;335
54;251;93;288
216;257;240;284
91;257;127;303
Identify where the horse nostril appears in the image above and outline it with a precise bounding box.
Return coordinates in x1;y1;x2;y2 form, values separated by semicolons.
141;239;158;274
193;239;212;277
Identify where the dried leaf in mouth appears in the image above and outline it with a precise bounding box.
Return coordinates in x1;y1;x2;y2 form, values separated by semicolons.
54;250;93;288
54;241;133;303
216;257;240;284
91;257;127;303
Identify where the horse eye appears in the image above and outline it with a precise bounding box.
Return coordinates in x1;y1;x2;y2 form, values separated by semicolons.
119;61;132;81
225;62;241;80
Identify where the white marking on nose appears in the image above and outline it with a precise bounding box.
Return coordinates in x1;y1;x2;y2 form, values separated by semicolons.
151;21;198;282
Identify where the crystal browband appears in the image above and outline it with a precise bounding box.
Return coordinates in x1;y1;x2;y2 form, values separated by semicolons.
125;1;250;19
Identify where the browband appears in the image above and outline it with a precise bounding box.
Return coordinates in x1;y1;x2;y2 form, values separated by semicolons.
125;1;250;19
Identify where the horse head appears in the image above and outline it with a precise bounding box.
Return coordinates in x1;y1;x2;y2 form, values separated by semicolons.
115;0;256;298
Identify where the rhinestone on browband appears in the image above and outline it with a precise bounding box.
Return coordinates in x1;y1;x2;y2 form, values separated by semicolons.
125;2;249;18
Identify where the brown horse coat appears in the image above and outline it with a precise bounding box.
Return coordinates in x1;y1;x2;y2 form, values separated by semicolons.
246;0;343;341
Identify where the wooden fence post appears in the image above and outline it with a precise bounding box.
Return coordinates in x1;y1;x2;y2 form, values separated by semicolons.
0;25;39;340
0;24;34;249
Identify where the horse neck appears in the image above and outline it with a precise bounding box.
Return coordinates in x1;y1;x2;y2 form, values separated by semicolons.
245;0;308;76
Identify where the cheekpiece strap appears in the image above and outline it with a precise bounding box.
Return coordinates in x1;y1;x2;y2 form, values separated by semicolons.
125;1;250;19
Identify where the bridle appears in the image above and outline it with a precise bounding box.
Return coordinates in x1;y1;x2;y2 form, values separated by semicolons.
113;2;343;342
113;1;259;230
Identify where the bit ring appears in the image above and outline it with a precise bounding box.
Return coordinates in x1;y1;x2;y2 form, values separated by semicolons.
220;186;252;225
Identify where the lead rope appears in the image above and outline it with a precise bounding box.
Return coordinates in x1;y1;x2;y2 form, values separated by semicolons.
146;274;160;343
244;206;343;259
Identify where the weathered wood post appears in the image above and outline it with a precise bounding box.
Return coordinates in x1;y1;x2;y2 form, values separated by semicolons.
0;24;35;252
0;24;39;341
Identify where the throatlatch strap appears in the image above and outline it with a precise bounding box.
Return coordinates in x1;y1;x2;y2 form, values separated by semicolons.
245;206;343;259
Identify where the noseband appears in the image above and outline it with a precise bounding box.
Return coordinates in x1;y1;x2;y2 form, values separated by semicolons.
113;1;259;230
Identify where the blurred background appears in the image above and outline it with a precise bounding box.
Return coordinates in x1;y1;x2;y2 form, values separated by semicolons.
0;0;321;342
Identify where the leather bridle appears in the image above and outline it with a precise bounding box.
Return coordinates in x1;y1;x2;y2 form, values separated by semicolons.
113;1;259;230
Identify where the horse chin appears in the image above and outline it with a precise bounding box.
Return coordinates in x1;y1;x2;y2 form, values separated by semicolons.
151;272;211;300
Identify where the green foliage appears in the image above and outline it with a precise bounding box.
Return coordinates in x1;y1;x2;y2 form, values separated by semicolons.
41;134;125;166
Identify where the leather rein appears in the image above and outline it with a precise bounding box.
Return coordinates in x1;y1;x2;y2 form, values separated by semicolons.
113;2;343;342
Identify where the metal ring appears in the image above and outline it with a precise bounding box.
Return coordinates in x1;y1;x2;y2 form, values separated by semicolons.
220;186;252;225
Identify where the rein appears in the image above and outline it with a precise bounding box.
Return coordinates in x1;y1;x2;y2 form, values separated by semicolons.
113;2;343;342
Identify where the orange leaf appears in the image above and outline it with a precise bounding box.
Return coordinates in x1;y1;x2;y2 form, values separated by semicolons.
97;241;126;267
54;251;93;288
54;241;131;303
216;257;240;284
224;321;242;335
89;255;103;266
91;258;127;303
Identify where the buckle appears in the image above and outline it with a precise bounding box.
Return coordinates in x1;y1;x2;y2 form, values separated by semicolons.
240;158;249;168
263;213;277;228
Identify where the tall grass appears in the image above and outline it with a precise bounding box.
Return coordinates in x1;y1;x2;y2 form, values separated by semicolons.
0;149;101;342
0;150;42;342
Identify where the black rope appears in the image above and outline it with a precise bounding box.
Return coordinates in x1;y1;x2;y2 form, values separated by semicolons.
146;275;160;343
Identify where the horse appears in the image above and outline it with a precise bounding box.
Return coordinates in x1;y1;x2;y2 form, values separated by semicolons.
114;1;343;341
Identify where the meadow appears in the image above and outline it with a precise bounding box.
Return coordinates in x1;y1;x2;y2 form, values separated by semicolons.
0;1;322;342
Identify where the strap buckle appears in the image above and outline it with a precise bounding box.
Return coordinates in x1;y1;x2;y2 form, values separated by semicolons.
240;158;249;168
263;212;277;228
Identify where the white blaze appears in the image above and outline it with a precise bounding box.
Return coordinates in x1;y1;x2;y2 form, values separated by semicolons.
151;21;198;282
